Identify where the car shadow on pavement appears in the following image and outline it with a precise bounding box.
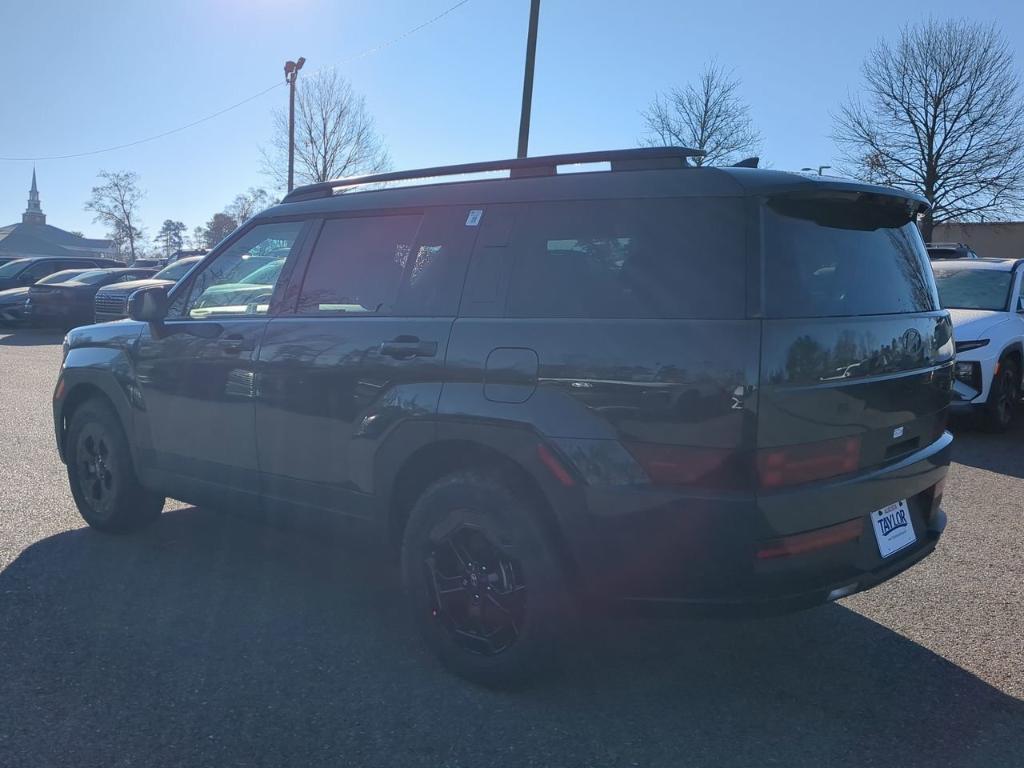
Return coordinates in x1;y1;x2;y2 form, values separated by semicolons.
0;328;65;346
1;505;1020;768
949;417;1024;479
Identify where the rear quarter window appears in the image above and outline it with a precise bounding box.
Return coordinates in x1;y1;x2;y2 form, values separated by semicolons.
505;198;745;319
763;195;938;318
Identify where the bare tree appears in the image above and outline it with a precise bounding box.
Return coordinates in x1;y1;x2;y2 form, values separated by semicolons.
189;226;206;251
834;19;1024;241
262;70;390;188
226;187;271;223
641;63;761;166
85;171;145;262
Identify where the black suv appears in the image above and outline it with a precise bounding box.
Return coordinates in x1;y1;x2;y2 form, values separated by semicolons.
53;148;953;685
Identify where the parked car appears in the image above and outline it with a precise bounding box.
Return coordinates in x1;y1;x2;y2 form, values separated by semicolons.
927;242;979;260
0;269;91;325
128;259;162;268
94;256;203;322
54;148;953;686
187;257;285;318
27;267;157;328
932;258;1024;431
0;255;123;291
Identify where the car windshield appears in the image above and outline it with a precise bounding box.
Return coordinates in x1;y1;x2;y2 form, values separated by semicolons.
0;259;31;278
37;270;87;285
154;259;197;281
221;255;276;283
70;270;119;285
933;268;1013;310
239;258;284;285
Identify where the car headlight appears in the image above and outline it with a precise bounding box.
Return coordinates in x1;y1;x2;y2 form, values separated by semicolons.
955;339;989;353
954;361;981;390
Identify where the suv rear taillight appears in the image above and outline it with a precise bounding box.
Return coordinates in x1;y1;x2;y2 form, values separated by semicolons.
756;435;862;489
627;435;864;491
625;443;752;490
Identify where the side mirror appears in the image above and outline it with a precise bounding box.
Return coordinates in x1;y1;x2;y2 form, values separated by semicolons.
128;285;169;322
1017;296;1024;313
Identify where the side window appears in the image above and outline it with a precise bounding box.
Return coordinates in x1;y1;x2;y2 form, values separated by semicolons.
393;209;472;316
174;221;304;320
505;199;746;319
297;214;421;315
23;261;58;282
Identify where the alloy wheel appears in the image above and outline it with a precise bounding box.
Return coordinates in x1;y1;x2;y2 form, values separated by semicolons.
76;426;117;518
423;521;527;656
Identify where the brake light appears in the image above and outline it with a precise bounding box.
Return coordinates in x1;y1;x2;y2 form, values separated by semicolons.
757;435;861;488
756;518;864;559
625;442;751;490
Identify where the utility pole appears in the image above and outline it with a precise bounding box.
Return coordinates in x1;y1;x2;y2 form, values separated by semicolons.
285;57;306;193
516;0;541;159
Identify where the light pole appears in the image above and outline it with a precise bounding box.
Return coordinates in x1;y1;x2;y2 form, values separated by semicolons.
285;57;306;193
801;165;832;176
517;0;541;159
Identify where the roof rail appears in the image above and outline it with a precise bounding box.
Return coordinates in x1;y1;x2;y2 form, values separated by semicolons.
281;147;705;203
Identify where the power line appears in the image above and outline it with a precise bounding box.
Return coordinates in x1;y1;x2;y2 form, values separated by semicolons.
0;0;473;163
0;83;285;162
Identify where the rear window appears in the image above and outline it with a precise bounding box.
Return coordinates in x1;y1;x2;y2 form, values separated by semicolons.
506;198;745;319
71;270;116;285
763;195;938;318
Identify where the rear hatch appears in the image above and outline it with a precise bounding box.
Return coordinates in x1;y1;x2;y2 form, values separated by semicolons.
756;191;953;536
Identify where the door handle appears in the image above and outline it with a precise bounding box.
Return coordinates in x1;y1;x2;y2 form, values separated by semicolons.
379;336;437;359
218;334;256;353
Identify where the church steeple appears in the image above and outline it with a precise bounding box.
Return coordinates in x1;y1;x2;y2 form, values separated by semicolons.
22;168;46;225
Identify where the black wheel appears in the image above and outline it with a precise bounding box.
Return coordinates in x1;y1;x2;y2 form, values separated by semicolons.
66;398;165;533
401;470;571;687
983;358;1020;433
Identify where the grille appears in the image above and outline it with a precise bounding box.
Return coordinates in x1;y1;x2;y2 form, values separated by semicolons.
94;293;128;319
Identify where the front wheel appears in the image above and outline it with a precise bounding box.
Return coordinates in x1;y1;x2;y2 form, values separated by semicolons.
400;470;572;687
983;358;1020;433
66;398;165;533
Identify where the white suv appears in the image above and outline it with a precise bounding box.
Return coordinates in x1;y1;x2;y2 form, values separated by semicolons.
933;258;1024;431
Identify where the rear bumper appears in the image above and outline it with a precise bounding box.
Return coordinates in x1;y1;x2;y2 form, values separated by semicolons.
29;301;90;327
623;509;946;616
569;432;952;611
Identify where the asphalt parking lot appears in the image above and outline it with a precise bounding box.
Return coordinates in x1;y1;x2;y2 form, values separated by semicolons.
1;328;1022;768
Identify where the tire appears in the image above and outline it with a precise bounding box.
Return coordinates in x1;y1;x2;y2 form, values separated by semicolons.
400;469;571;688
983;358;1020;433
66;398;165;533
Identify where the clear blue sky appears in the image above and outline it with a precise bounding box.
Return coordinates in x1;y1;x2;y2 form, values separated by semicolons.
1;0;1021;240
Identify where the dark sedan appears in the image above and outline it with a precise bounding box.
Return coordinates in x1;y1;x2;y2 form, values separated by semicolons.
26;268;157;328
0;269;92;325
0;256;123;291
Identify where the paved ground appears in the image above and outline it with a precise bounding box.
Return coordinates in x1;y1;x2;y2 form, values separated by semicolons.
1;328;1022;768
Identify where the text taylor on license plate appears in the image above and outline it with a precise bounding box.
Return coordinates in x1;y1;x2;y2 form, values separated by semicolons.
871;500;916;558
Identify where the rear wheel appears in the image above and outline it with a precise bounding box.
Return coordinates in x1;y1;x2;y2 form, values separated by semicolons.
66;398;165;533
400;470;571;687
983;358;1020;433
